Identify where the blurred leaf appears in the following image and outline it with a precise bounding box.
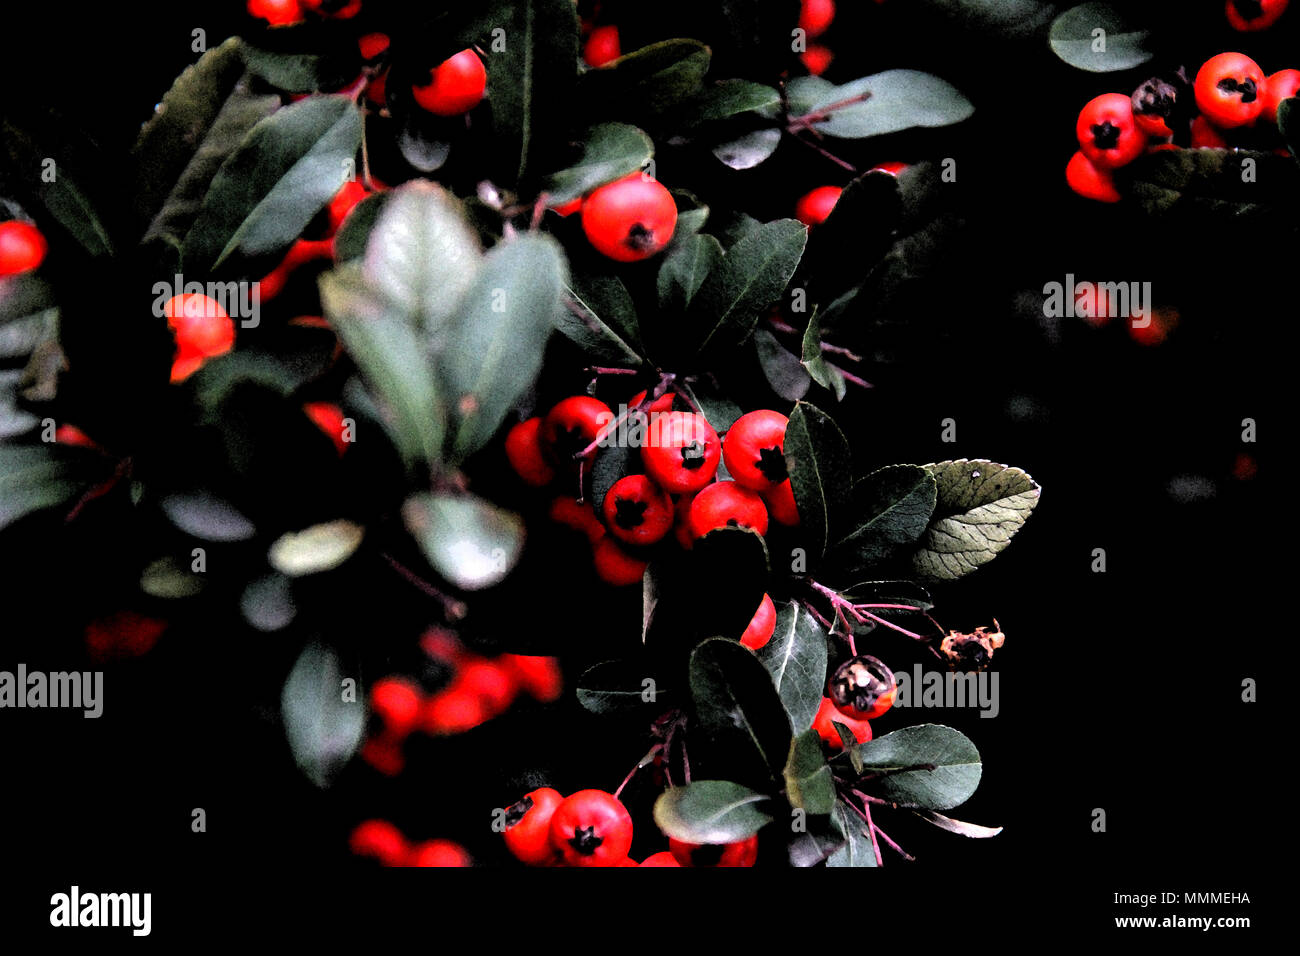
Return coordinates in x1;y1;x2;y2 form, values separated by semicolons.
269;520;365;577
658;233;724;313
281;642;364;789
829;465;937;576
754;327;811;401
140;557;205;599
0;370;41;439
1;121;114;258
676;80;781;128
396;120;452;174
756;600;828;733
160;492;257;542
579;38;711;120
784;729;836;815
912;460;1040;581
784;401;852;559
1048;3;1151;73
911;808;1003;838
782;76;836;115
441;234;566;460
803;71;974;140
0;444;100;532
182;96;363;274
241;44;358;94
0;273;56;326
332;190;393;263
912;0;1054;35
652;781;773;843
241;572;297;632
711;127;781;170
543;123;654;203
828;800;877;867
853;723;982;810
403;491;524;591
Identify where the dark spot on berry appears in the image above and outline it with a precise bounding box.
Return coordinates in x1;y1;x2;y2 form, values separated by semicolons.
504;795;535;828
680;441;706;470
613;497;648;530
554;424;588;458
1231;0;1264;20
1091;121;1122;150
624;223;658;252
756;445;788;483
691;844;726;866
1218;76;1259;104
567;826;604;856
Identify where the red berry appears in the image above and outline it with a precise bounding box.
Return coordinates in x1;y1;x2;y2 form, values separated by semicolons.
740;594;777;650
0;220;48;276
1190;115;1229;148
550;196;584;217
349;820;408;866
409;839;473;867
84;611;167;660
358;32;390;60
412;49;487;116
640;851;683;866
723;409;790;493
327;180;368;234
668;834;759;867
370;676;422;737
583;25;622;67
1226;0;1289;31
592;537;649;586
165;293;235;383
794;186;842;226
1075;93;1146;169
549;496;607;542
799;0;836;38
542;396;615;464
499;654;564;703
688;480;770;539
506;418;557;486
640;411;720;494
869;161;908;176
812;695;872;749
602;474;674;546
503;787;565;866
247;0;305;26
303;401;349;456
1065;150;1121;203
827;655;896;721
1194;53;1264;129
1261;69;1300;122
54;424;100;450
582;175;678;262
452;660;518;718
359;734;406;776
762;478;800;527
673;492;697;550
800;44;834;77
628;389;676;415
366;68;389;107
423;686;489;735
549;790;634;867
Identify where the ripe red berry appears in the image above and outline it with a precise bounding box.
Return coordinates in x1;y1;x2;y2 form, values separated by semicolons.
1225;0;1289;31
1065;150;1121;203
370;676;422;737
423;686;489;735
740;593;777;650
723;409;790;493
582;175;678;262
668;834;759;867
359;734;406;776
827;655;897;721
812;695;872;749
409;839;473;867
549;496;607;542
628;389;676;415
303;401;350;456
548;790;634;867
358;32;390;61
583;25;622;67
1194;53;1264;129
640;411;720;494
500;654;564;703
54;424;100;449
688;480;770;539
542;396;615;464
1190;115;1230;148
302;0;360;18
506;418;557;486
0;220;48;276
592;537;649;586
349;820;408;866
412;49;487;116
1075;93;1146;169
672;493;696;550
1261;69;1300;122
550;196;584;217
762;478;800;527
165;293;236;383
640;851;682;866
247;0;305;26
799;0;836;38
794;186;842;227
503;787;565;866
800;44;834;77
602;474;674;546
327;180;368;234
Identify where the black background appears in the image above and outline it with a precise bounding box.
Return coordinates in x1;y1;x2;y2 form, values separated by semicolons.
0;0;1276;937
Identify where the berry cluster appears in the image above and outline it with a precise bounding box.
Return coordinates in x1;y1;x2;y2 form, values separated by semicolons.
360;630;562;776
348;819;472;867
1068;50;1299;203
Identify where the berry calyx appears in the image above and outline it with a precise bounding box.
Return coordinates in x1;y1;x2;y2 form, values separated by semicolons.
506;418;557;486
827;655;897;721
412;49;487;117
164;294;235;383
812;695;872;749
548;790;634;867
541;396;614;463
602;474;674;546
740;594;777;650
687;480;770;539
794;186;842;226
581;175;678;262
668;834;759;867
583;25;622;67
1194;52;1264;129
1066;150;1121;203
503;787;565;866
370;676;422;737
1075;94;1146;169
0;220;48;276
723;409;790;492
640;411;720;494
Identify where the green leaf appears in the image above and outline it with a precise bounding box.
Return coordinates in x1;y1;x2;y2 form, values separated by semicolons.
0;309;57;363
911;808;1003;838
0;370;40;439
182;95;363;274
562;274;644;363
332;190;393;263
829;465;937;575
441;233;566;460
652;781;773;844
0;444;99;532
711;127;781;170
803;168;903;297
754;327;811;401
190;352;299;413
590;440;640;512
362;180;483;335
1117;149;1300;219
784;401;852;559
268;520;365;577
677;384;743;434
319;267;446;468
160;492;256;542
281;642;364;789
912;0;1054;35
756;600;828;733
787;819;847;867
542;123;654;204
657;233;724;313
1281;98;1298;160
575;660;667;714
689;218;806;357
800;310;843;398
828;799;877;867
241;572;297;632
784;729;836;815
675;80;781;128
912;460;1040;581
805;71;974;140
1048;3;1152;73
402;491;524;591
1;122;114;258
782;76;836;116
0;273;56;327
140;557;205;600
854;724;982;811
689;637;793;790
241;44;358;94
580;39;712;119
